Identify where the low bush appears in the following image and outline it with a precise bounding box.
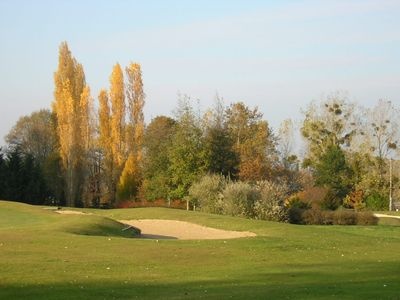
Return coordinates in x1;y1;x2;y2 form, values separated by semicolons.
356;211;378;225
115;199;186;209
302;208;325;225
222;181;259;218
288;207;377;226
253;181;288;222
288;186;328;209
288;207;305;224
322;210;334;225
285;196;311;209
188;174;226;214
332;209;357;225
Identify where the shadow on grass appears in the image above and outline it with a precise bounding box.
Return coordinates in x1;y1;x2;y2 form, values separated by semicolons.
138;233;178;239
1;263;399;300
61;216;140;239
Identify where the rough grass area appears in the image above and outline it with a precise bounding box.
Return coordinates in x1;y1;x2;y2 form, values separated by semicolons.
0;201;399;299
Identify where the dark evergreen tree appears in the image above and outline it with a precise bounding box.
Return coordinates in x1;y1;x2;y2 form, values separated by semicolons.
314;145;353;203
21;154;48;204
4;147;24;201
204;125;239;178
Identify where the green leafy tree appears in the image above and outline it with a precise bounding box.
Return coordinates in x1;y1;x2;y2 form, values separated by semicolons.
301;93;357;168
168;96;208;201
314;145;353;207
203;97;238;178
142;116;176;200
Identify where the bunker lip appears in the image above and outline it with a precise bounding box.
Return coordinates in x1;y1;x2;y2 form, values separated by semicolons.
54;210;90;215
119;219;257;240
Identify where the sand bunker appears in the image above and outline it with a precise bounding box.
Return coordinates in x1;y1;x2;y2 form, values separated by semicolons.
374;213;400;219
119;219;256;240
54;210;89;215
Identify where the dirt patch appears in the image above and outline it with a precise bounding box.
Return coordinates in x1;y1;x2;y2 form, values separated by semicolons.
119;219;256;240
55;210;90;215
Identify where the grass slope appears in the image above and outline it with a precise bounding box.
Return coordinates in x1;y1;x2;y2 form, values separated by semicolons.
0;201;399;299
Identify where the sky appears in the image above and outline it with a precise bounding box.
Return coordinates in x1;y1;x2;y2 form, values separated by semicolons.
0;0;399;145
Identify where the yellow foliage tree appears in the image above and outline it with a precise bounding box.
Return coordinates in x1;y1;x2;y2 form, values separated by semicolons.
109;63;126;203
110;63;126;167
79;86;92;150
126;63;145;156
118;63;145;201
53;42;90;207
98;89;114;203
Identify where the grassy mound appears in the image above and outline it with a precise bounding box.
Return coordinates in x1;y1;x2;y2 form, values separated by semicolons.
0;201;399;299
0;201;138;238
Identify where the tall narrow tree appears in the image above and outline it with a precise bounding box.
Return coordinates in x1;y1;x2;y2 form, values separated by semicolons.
98;89;113;203
53;42;89;207
118;63;146;200
109;63;126;203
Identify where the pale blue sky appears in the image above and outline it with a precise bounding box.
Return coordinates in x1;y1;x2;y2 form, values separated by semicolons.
0;0;399;145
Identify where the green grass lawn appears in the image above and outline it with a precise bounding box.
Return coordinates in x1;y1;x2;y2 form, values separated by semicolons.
0;201;399;299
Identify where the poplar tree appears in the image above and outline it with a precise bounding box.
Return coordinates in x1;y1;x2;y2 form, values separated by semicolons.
98;89;113;203
53;42;89;206
118;63;145;200
109;63;126;203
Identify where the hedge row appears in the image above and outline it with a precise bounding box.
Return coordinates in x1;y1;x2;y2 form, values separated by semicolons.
288;208;378;225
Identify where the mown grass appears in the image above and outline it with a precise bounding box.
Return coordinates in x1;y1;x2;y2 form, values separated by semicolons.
0;201;399;299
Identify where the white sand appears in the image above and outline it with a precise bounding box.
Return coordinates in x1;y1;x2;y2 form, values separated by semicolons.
54;210;89;215
119;219;256;240
374;213;400;219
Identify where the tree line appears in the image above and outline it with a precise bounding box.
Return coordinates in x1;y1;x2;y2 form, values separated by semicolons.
0;42;399;215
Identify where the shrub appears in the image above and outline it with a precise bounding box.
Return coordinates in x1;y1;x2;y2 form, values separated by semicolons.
285;196;311;209
288;207;377;226
365;191;388;211
332;209;357;225
253;181;288;222
301;209;334;225
288;207;305;224
288;186;328;209
302;209;325;225
321;189;342;210
321;210;334;225
115;199;186;209
188;174;226;214
222;181;259;217
343;189;365;211
356;211;378;225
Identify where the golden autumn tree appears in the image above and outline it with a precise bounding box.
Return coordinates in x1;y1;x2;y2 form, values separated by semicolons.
98;89;114;203
226;102;275;182
53;42;91;207
79;86;92;149
117;63;146;200
109;63;126;203
79;85;97;206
